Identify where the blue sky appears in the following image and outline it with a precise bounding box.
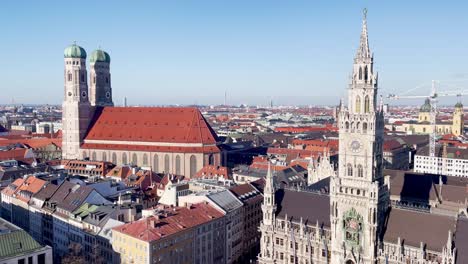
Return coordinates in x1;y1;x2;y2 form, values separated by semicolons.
1;1;467;106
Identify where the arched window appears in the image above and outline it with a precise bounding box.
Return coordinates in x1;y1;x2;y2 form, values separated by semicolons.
363;122;367;132
356;122;360;130
364;95;370;113
347;164;353;177
82;151;87;159
358;165;363;177
81;74;85;83
208;154;214;165
122;153;127;164
355;96;361;113
102;152;107;162
364;66;368;81
91;151;96;161
112;153;117;164
68;72;72;82
132;153;137;165
345;122;349;130
190;155;197;178
153;155;159;172
358;67;362;80
143;154;148;166
175;155;181;175
164;154;170;173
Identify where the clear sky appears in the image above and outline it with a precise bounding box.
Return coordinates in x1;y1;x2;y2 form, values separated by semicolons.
1;1;467;106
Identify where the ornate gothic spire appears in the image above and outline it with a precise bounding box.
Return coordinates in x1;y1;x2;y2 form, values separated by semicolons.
355;8;371;60
265;161;274;194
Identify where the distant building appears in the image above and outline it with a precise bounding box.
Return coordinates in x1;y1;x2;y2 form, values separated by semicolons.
0;217;52;264
391;100;464;136
414;145;468;177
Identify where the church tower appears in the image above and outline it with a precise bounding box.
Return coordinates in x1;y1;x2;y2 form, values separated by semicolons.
89;49;113;106
258;162;276;263
452;102;464;136
62;43;93;159
330;9;389;264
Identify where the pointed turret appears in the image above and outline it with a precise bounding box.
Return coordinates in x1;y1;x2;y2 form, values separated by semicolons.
261;161;276;226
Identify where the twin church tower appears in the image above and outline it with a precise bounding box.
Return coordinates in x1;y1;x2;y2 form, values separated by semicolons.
62;44;113;159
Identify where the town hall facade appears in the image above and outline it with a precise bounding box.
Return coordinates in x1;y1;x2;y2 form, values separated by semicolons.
258;10;459;264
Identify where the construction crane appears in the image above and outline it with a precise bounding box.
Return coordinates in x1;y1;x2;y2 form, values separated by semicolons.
387;80;468;157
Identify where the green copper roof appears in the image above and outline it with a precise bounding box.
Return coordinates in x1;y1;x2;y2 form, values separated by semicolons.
0;230;43;258
420;98;431;112
455;102;463;108
90;49;111;63
64;43;87;59
72;203;99;218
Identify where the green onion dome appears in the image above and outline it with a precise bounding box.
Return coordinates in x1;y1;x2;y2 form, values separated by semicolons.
420;98;431;112
90;49;111;63
64;43;87;59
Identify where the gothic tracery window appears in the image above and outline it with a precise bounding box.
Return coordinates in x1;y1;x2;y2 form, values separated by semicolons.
355;96;361;113
347;164;353;177
358;67;362;80
364;95;370;113
357;165;363;177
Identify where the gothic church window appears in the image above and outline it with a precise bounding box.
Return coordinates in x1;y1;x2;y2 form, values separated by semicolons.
143;154;148;166
364;96;370;113
355;96;361;113
68;73;72;82
363;122;367;132
164;154;170;173
122;153;127;164
357;165;363;177
132;153;137;165
347;164;353;176
102;152;107;162
112;153;117;164
364;66;368;81
91;152;96;161
190;155;197;177
175;155;181;175
358;67;362;80
153;155;159;172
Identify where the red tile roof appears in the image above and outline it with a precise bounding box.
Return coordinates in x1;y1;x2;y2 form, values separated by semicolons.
85;107;218;145
113;203;224;242
194;165;230;179
1;176;47;203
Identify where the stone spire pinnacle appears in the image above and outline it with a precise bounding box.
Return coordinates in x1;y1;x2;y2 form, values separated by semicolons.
265;161;274;194
355;8;371;60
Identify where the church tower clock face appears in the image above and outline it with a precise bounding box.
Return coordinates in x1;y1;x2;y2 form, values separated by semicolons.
350;139;362;153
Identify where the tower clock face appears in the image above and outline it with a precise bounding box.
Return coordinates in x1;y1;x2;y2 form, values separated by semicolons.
350;139;362;153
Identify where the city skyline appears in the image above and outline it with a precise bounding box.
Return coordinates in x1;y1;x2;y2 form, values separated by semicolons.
2;1;468;105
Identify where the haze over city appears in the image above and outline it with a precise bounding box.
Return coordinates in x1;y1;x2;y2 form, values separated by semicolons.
2;1;468;105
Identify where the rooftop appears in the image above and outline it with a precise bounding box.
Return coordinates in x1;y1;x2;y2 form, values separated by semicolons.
113;203;224;242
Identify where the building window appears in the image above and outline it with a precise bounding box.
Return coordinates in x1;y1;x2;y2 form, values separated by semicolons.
175;155;181;175
164;154;170;173
122;153;128;164
190;155;197;177
355;96;361;113
68;72;72;82
364;95;370;113
357;165;363;177
358;67;362;80
153;154;159;172
102;152;107;162
112;153;117;164
363;122;367;132
208;154;214;165
143;154;148;166
92;151;96;161
347;163;353;177
132;153;138;165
